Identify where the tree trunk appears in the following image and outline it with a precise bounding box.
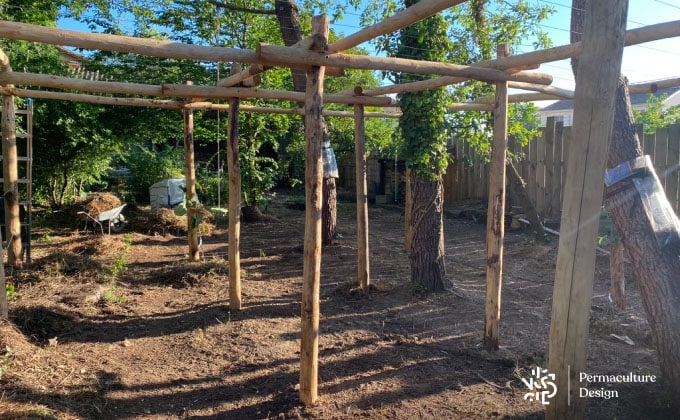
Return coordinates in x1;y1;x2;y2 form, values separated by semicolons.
571;0;680;401
408;169;448;292
275;0;337;245
322;177;336;245
604;77;680;401
274;0;307;91
506;160;545;241
2;93;22;269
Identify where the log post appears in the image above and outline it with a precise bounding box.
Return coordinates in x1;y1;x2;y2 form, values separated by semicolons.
483;44;509;351
546;1;627;417
227;64;242;311
300;14;328;406
609;241;625;310
354;105;370;290
183;80;199;262
0;49;10;317
2;89;21;269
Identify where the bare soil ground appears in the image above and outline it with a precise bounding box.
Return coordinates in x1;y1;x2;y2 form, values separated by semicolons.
0;195;674;419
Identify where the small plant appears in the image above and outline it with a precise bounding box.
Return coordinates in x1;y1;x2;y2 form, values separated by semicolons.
5;284;19;300
39;232;52;243
259;249;267;257
0;345;13;380
174;187;204;230
102;287;127;304
101;234;132;284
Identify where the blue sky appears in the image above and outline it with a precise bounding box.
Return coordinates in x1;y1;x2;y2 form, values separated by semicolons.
59;1;680;91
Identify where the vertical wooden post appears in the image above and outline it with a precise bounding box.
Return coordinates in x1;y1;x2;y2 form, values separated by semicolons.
544;117;555;218
546;1;627;417
227;64;242;311
552;121;564;219
609;241;625;310
483;44;509;351
536;120;547;218
183;80;199;262
2;92;22;269
300;14;328;406
0;49;11;317
354;105;370;290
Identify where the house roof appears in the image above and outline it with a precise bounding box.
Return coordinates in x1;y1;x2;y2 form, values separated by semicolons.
539;86;680;112
54;45;91;64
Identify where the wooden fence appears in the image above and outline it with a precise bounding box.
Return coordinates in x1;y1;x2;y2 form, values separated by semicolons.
445;118;680;220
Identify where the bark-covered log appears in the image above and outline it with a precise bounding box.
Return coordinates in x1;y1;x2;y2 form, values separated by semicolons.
322;177;336;245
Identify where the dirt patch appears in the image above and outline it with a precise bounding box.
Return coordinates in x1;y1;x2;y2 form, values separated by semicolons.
0;196;674;419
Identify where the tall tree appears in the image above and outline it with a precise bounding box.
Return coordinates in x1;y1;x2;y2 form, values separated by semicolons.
393;0;451;292
571;0;680;406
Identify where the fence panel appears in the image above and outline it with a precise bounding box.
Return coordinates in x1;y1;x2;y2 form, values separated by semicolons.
442;123;679;217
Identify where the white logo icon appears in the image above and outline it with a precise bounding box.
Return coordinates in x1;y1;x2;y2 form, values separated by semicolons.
521;366;558;405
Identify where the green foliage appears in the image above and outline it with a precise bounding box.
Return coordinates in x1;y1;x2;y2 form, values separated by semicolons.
126;147;184;203
389;1;451;180
102;287;127;304
31;100;119;207
174;187;203;230
634;94;680;134
5;284;19;300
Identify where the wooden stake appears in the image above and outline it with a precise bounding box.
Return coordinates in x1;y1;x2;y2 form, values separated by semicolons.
483;44;510;351
183;81;199;262
609;241;626;310
2;91;22;269
546;1;627;417
227;69;242;312
354;105;370;290
300;15;328;407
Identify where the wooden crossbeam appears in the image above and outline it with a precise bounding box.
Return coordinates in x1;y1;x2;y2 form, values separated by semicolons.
328;0;465;53
257;43;553;85
0;71;396;106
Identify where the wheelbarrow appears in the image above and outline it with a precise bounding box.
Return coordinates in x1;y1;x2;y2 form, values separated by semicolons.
78;204;127;234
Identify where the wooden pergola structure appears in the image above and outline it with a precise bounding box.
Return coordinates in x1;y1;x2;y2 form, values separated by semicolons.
1;0;679;415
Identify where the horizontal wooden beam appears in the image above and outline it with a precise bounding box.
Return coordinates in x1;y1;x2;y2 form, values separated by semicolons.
186;102;402;118
217;64;265;87
0;20;257;63
629;77;680;93
257;44;553;85
0;71;397;106
1;19;677;79
507;81;574;99
476;92;561;104
450;102;494;112
0;86;183;109
486;19;680;70
328;0;465;53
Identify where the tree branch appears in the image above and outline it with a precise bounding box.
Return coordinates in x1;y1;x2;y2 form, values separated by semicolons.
208;0;276;15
